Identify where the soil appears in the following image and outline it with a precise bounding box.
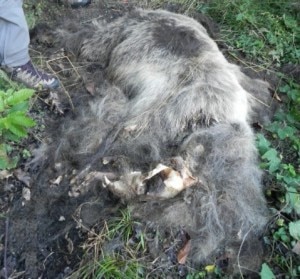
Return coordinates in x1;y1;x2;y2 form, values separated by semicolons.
0;1;290;279
0;2;199;278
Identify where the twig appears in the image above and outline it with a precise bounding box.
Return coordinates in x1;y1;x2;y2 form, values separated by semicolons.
4;217;9;279
46;56;79;111
237;225;254;278
248;93;270;108
43;252;54;270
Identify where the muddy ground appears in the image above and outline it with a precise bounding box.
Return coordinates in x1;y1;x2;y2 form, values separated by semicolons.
0;1;297;278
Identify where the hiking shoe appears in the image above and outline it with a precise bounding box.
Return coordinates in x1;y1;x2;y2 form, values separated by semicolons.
69;0;91;8
7;61;60;89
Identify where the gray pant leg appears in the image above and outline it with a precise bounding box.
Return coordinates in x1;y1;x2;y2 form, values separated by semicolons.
0;0;30;67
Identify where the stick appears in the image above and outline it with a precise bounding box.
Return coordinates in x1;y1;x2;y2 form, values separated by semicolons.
4;217;9;279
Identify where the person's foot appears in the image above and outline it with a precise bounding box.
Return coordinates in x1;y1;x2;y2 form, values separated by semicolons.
69;0;91;8
4;61;59;89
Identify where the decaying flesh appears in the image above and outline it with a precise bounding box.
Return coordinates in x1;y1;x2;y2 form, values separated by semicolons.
103;157;198;200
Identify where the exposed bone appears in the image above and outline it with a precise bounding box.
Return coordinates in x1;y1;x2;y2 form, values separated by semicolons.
102;159;197;200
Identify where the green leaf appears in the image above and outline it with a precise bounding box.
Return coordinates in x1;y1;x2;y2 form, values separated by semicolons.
289;221;300;240
5;89;34;106
285;188;300;215
277;126;296;139
0;144;18;170
0;144;9;169
8;101;29;114
7;113;36;128
7;123;27;138
2;116;28;138
261;148;281;173
0;96;4;112
260;263;275;279
256;134;271;155
3;131;21;142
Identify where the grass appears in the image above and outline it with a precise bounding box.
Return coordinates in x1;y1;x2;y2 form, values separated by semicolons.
67;209;145;279
199;0;300;67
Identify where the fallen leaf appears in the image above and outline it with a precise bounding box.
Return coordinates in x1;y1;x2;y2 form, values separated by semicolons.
273;91;282;102
50;175;63;186
177;239;191;264
14;169;31;187
205;265;216;273
0;170;12;180
59;216;66;222
45;91;64;115
292;241;300;255
65;233;74;254
22;187;31;201
85;82;96;96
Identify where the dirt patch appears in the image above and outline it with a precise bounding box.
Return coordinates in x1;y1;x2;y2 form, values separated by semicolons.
1;1;279;279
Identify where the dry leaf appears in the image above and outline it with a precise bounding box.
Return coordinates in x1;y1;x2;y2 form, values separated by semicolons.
50;175;63;186
85;82;96;96
14;169;31;187
0;170;12;180
292;241;300;255
22;187;31;201
59;216;66;222
177;239;191;264
205;265;216;273
273;91;282;102
45;91;64;115
65;233;74;254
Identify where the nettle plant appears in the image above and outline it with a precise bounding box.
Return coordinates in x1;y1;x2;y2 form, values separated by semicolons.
0;88;36;169
256;81;300;277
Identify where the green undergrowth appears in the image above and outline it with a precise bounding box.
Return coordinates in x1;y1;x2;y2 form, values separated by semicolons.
192;0;300;277
67;210;145;279
199;0;300;67
256;81;300;278
0;71;36;169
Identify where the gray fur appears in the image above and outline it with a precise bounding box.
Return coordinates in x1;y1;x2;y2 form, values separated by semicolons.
52;9;273;273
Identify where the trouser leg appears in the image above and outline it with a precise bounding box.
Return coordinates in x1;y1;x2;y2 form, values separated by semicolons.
0;0;30;67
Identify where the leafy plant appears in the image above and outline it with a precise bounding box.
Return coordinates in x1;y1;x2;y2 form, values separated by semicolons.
0;88;35;169
23;0;45;29
260;263;276;279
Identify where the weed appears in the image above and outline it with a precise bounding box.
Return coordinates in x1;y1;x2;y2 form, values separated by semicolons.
107;209;136;242
0;83;36;169
191;0;300;277
23;0;45;29
68;209;145;279
256;80;300;277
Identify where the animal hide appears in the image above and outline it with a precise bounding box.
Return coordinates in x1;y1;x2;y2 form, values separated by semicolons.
51;9;273;274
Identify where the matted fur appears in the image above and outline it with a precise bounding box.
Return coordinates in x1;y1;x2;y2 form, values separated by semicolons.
52;9;273;273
